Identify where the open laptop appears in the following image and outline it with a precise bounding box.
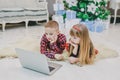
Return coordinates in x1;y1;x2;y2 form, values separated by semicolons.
15;48;62;75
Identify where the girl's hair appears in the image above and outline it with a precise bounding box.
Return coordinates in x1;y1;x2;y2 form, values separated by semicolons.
69;24;96;65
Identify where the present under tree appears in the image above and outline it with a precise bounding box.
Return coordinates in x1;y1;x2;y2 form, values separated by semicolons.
63;0;110;21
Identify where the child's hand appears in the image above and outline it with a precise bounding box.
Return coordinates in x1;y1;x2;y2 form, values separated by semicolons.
69;38;79;55
69;57;79;64
55;54;63;61
69;39;78;48
49;35;58;44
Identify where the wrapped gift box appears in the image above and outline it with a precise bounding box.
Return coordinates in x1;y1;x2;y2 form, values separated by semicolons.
80;19;111;33
55;10;66;15
59;23;65;34
53;3;64;11
102;20;110;30
65;19;80;29
82;21;95;32
65;19;80;40
103;15;111;29
95;20;104;33
52;15;65;33
52;15;64;24
96;25;104;33
81;20;105;33
66;10;76;20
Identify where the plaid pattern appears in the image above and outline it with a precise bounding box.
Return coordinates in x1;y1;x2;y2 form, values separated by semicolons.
40;33;66;59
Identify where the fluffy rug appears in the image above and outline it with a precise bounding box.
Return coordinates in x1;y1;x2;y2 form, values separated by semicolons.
0;37;119;61
0;37;40;58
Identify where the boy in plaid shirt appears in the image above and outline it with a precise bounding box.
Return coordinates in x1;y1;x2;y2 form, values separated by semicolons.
40;21;66;60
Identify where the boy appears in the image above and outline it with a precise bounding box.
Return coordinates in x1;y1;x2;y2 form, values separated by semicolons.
40;21;66;60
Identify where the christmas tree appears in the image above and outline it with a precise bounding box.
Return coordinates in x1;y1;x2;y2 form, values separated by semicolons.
63;0;110;21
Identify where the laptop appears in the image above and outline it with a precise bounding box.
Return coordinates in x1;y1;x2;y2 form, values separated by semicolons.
15;48;62;75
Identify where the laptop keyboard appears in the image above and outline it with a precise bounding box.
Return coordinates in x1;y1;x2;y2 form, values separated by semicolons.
49;66;55;72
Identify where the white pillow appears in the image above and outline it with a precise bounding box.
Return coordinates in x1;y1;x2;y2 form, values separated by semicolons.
0;0;16;8
25;7;41;11
0;9;2;12
0;12;25;17
24;10;47;16
16;0;38;8
38;0;44;2
1;8;24;12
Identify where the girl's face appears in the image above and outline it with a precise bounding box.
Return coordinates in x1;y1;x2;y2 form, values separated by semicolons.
70;36;80;45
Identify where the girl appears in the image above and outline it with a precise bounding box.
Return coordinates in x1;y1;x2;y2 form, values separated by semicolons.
67;24;98;65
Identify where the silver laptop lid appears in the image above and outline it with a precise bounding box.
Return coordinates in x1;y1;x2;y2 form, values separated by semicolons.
15;48;50;74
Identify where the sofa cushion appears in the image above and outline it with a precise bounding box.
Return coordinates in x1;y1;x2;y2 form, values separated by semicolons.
0;11;25;18
36;2;48;10
0;10;47;18
0;0;46;9
1;8;24;12
25;7;45;11
24;10;47;16
38;0;44;2
16;0;39;8
0;0;16;8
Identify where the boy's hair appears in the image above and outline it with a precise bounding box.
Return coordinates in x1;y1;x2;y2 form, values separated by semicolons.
45;21;59;29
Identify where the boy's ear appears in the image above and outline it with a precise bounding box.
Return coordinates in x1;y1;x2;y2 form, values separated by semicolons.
56;30;60;35
57;31;59;35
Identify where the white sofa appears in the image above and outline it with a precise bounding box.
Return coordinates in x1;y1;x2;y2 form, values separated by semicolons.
0;0;49;31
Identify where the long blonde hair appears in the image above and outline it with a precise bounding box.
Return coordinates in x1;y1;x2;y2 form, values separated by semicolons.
69;24;96;65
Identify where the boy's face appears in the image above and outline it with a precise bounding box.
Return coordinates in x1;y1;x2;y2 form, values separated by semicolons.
45;27;59;42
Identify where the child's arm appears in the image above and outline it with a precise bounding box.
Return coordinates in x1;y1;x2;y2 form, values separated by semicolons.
49;34;66;53
40;41;56;59
40;35;56;59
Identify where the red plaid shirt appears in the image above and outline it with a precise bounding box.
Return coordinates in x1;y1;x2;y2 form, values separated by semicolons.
40;33;66;59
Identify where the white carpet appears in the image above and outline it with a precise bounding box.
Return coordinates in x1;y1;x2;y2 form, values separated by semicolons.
0;24;120;80
0;37;119;62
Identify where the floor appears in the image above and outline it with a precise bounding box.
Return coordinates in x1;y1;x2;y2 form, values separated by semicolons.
0;22;120;80
0;23;45;49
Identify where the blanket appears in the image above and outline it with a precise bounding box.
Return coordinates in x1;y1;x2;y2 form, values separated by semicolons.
0;37;119;60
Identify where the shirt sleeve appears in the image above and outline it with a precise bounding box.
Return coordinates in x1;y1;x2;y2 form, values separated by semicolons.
65;43;70;52
40;35;55;59
59;34;67;50
49;34;66;54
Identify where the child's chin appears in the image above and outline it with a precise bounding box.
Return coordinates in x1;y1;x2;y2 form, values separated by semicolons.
71;41;78;45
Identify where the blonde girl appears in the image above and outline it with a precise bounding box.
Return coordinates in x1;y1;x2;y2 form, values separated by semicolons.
68;24;98;65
